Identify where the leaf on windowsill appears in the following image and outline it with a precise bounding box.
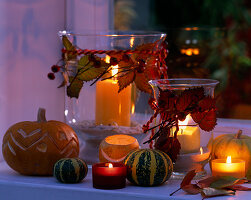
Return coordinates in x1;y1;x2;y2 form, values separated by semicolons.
182;184;201;195
170;169;197;196
197;176;219;189
209;176;247;189
118;71;135;92
170;171;250;198
201;187;235;199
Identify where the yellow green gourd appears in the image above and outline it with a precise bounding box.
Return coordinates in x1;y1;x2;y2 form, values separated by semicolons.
53;158;88;183
124;149;173;186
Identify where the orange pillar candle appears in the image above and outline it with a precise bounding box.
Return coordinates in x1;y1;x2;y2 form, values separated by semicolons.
95;79;131;126
211;156;245;178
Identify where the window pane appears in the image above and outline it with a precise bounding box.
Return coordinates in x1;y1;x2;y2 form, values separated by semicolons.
114;0;251;120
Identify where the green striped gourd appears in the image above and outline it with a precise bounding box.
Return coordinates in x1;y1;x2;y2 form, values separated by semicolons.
124;149;173;186
53;158;88;183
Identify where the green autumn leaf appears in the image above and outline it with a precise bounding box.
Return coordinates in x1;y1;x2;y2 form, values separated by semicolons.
78;55;89;68
77;57;109;82
67;76;83;98
201;187;235;199
209;176;244;189
62;36;77;60
62;36;75;50
78;66;107;82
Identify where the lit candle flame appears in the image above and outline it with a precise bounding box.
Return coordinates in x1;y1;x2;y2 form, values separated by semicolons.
130;37;135;48
105;55;118;77
105;55;110;63
200;147;203;155
178;115;190;127
226;156;232;164
111;65;118;77
108;163;113;168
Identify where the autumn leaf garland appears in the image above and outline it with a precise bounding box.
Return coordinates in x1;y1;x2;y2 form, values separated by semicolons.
48;36;168;98
143;87;217;162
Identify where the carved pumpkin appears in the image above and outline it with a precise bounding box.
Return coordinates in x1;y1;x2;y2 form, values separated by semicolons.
99;134;139;163
209;130;251;174
2;108;79;175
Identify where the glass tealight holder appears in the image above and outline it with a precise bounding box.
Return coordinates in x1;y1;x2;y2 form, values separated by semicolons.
59;30;166;164
149;78;219;179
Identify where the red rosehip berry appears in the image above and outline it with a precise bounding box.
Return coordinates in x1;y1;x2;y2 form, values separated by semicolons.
136;59;146;73
93;60;101;68
109;57;118;65
138;59;146;68
88;54;96;62
47;72;55;80
51;65;60;73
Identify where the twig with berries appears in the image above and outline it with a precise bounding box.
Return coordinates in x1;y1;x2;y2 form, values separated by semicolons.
143;87;217;162
48;36;168;98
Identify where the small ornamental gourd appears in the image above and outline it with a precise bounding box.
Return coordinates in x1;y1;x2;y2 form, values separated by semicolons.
124;149;173;186
2;108;79;175
54;158;88;183
209;130;251;175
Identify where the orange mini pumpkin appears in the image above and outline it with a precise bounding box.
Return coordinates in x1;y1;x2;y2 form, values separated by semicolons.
2;108;79;175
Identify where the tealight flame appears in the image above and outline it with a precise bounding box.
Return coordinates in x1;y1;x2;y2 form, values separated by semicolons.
200;147;203;155
226;156;232;164
108;163;113;168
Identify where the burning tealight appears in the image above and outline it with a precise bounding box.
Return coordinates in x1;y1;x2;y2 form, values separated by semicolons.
92;162;127;189
211;156;245;178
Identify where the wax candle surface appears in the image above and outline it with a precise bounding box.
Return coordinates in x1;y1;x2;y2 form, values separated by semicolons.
92;163;127;189
95;80;131;126
211;158;245;178
172;115;200;154
99;134;139;163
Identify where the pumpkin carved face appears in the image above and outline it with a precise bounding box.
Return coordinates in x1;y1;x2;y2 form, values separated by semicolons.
2;108;79;175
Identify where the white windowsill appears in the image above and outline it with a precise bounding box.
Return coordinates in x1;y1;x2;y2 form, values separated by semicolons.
0;118;250;200
214;118;251;136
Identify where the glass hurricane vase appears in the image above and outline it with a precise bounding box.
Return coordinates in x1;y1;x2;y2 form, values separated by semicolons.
59;30;166;164
149;78;219;179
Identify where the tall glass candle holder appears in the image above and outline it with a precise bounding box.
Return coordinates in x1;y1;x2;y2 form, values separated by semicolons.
148;78;219;179
58;31;166;164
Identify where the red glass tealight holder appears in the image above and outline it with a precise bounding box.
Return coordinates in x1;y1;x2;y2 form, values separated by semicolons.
92;162;127;189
